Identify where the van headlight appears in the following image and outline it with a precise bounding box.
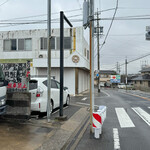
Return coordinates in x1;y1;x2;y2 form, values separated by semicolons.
0;99;6;106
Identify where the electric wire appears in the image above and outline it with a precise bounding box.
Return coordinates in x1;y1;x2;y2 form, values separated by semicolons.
0;8;82;22
100;0;119;50
0;0;10;7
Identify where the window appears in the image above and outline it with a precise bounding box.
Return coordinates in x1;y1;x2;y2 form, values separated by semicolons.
56;37;72;50
11;39;17;50
135;81;137;84
18;38;32;51
4;39;17;51
140;81;143;84
51;80;58;88
87;50;89;60
25;39;32;50
56;81;60;89
29;80;38;90
40;37;55;50
4;38;32;51
18;39;24;50
43;80;58;89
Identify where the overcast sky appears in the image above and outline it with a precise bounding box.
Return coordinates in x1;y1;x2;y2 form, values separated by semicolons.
0;0;150;74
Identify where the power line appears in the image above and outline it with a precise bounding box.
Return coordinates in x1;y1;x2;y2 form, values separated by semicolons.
0;8;82;22
76;0;82;9
100;0;119;50
110;52;150;70
0;0;10;7
101;17;150;20
109;33;144;36
119;7;150;10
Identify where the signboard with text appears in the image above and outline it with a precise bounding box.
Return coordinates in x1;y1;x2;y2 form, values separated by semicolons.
110;75;120;83
0;61;30;92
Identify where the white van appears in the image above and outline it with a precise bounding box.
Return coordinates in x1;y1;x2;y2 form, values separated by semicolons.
0;64;7;115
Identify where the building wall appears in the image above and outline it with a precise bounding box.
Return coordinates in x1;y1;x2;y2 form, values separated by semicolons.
0;28;90;95
134;80;150;91
78;69;90;93
37;67;76;95
0;28;73;60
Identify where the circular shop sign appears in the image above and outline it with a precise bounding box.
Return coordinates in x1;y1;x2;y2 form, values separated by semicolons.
72;55;80;63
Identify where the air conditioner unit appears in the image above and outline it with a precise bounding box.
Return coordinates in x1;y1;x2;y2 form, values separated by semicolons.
39;54;43;58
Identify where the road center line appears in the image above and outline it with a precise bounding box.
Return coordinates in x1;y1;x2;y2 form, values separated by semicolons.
113;128;120;150
81;97;87;101
132;107;150;126
115;108;135;128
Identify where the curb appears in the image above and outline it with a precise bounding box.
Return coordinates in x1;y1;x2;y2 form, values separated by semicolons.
36;107;89;150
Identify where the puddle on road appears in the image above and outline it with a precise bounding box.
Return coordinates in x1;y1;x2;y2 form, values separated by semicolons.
0;119;52;150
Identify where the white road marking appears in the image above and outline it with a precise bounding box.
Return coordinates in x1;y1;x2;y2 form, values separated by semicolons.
81;97;87;101
132;107;150;126
113;128;120;150
101;90;110;97
76;102;99;107
148;107;150;109
115;108;135;128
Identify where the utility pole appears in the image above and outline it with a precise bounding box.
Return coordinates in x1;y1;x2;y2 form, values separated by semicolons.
47;0;51;122
97;11;100;93
125;58;128;92
89;0;95;132
116;62;119;74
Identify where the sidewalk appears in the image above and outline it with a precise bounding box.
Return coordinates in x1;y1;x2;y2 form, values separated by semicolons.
0;103;89;150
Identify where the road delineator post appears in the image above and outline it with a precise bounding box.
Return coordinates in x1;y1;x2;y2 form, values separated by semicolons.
93;105;107;139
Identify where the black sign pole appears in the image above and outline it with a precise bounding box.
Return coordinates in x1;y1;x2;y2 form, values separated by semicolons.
59;11;64;117
59;11;73;118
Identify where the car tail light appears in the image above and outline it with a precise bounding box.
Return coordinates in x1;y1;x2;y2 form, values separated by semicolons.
36;93;40;97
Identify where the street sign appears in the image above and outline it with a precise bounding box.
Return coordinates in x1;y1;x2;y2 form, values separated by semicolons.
96;73;99;77
110;75;120;83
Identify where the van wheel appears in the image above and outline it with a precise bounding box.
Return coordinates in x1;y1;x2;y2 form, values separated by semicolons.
66;96;70;106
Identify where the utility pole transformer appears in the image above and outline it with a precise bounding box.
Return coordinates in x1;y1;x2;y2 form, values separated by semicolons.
83;0;89;28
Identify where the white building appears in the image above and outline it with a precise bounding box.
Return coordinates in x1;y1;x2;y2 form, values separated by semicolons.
0;27;90;95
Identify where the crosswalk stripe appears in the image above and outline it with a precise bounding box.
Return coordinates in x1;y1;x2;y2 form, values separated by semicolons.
132;107;150;126
115;108;135;128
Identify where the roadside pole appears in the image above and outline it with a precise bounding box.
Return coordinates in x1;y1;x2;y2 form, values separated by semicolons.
59;12;73;118
97;11;100;93
47;0;51;122
89;0;95;132
125;58;127;92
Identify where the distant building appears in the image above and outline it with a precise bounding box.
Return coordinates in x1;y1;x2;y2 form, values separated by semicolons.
0;27;90;95
132;67;150;91
94;70;117;87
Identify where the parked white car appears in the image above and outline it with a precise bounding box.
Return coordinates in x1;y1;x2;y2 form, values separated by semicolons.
29;77;70;113
118;83;126;89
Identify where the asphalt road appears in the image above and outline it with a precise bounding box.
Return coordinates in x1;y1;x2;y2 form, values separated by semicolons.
74;88;150;150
